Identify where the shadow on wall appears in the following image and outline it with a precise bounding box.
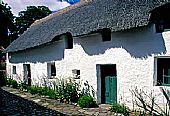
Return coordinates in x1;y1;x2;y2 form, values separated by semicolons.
78;25;166;59
9;41;64;63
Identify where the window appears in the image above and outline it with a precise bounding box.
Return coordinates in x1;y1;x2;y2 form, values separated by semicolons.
12;66;16;74
151;4;170;33
72;69;80;79
156;57;170;86
65;33;73;49
155;20;170;33
101;28;111;41
155;21;164;33
47;62;56;77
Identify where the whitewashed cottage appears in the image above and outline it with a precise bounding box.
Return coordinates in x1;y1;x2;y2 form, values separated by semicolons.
4;0;170;107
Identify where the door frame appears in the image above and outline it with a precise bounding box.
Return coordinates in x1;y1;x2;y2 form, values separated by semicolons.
96;64;117;104
23;64;31;86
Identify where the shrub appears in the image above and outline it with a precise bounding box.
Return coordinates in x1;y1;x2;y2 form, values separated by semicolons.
5;78;12;86
47;89;56;99
27;86;38;94
64;81;79;103
11;79;18;88
7;77;80;104
27;86;56;99
37;87;48;96
19;82;28;90
78;95;98;108
55;78;80;103
5;78;18;88
109;103;129;116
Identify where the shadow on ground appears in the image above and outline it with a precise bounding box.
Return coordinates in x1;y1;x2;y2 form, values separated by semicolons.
0;88;66;116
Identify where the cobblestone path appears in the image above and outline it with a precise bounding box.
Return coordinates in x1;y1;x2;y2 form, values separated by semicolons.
0;88;66;116
0;87;120;116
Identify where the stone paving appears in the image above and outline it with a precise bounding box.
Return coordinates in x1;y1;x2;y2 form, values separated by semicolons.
0;86;121;116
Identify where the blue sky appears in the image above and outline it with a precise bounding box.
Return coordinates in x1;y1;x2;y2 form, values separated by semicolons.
3;0;79;16
62;0;80;4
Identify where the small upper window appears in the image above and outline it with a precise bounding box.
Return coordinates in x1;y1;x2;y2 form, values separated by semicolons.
65;33;73;49
155;20;170;33
13;66;16;74
151;4;170;33
101;28;111;41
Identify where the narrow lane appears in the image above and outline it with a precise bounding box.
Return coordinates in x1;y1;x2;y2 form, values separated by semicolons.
0;88;66;116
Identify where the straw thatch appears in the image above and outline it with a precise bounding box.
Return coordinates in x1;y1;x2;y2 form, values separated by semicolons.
4;0;170;53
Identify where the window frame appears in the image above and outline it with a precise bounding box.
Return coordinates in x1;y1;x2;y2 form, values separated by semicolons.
47;62;56;78
12;66;16;74
155;57;170;86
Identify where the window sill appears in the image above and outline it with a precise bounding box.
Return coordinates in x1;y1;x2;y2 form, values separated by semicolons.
47;76;56;79
155;84;170;86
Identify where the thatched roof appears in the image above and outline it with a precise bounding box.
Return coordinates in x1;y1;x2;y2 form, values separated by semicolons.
5;0;170;53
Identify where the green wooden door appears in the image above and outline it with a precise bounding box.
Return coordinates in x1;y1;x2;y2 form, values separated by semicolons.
105;76;117;104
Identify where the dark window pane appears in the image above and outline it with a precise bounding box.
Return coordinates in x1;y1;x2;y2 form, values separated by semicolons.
51;63;56;76
13;66;16;74
66;33;73;49
102;28;111;42
157;58;170;85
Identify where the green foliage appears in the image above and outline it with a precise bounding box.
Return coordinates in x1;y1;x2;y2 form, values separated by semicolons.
5;77;80;104
5;78;11;86
0;2;14;22
0;62;5;70
27;86;44;95
26;78;80;103
109;103;129;116
0;2;16;48
27;86;56;99
36;86;45;95
15;6;52;35
18;82;28;90
11;79;18;88
78;95;97;108
27;86;38;95
0;3;52;48
55;79;80;103
47;89;56;99
5;78;18;88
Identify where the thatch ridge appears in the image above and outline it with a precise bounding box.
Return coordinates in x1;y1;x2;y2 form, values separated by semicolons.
32;0;90;27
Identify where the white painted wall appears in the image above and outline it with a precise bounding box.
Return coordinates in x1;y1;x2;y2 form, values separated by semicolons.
6;24;170;109
7;37;66;86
